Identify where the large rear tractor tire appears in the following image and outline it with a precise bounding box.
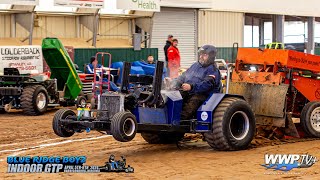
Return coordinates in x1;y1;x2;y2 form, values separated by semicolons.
204;97;255;151
53;109;75;137
141;132;185;144
111;111;137;142
300;101;320;137
21;85;48;115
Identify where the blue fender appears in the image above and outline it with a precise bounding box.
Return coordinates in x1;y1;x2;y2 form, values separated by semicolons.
195;93;244;132
135;91;183;125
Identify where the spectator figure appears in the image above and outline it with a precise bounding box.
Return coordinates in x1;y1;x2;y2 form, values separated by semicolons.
86;56;119;91
164;34;173;76
146;55;155;64
164;34;173;63
167;39;180;78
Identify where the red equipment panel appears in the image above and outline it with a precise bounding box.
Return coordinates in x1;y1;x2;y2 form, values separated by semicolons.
293;75;320;102
237;48;320;73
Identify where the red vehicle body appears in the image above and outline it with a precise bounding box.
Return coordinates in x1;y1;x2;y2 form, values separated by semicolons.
229;48;320;138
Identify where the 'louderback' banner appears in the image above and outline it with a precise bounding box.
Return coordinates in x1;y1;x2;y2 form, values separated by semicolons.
0;46;43;75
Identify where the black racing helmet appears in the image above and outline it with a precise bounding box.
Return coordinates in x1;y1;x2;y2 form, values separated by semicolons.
198;45;217;67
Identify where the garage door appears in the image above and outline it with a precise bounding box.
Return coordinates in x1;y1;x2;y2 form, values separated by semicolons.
151;7;197;68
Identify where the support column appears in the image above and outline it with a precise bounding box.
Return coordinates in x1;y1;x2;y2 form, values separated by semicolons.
131;19;136;34
29;13;34;45
272;15;284;43
259;19;264;46
80;12;99;47
16;12;34;45
251;17;254;47
307;17;315;54
10;14;16;38
92;13;99;47
148;18;153;48
76;16;80;38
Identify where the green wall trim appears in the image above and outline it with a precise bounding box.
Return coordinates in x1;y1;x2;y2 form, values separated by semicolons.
216;47;237;63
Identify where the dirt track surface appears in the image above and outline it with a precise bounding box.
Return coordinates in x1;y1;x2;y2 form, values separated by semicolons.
1;109;320;179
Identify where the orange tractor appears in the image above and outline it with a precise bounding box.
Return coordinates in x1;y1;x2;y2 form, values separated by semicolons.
228;47;320;138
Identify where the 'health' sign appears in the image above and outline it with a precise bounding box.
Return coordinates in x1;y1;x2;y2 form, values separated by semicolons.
117;0;160;12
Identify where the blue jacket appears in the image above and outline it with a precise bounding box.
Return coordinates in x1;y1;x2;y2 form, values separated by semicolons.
175;62;221;95
86;63;102;74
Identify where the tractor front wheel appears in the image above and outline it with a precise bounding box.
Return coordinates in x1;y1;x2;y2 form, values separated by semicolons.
21;85;48;115
204;97;256;151
141;132;185;144
111;112;137;142
300;101;320;137
76;96;87;107
53;109;75;137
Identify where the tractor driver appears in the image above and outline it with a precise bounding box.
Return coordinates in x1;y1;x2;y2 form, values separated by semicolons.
171;45;221;120
86;56;119;91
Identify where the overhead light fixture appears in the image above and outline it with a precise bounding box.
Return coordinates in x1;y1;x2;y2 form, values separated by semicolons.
0;4;11;10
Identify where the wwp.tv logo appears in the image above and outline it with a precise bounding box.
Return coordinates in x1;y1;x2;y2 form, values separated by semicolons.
262;154;317;171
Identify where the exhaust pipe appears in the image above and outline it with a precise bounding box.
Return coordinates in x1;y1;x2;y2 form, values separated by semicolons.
226;64;232;94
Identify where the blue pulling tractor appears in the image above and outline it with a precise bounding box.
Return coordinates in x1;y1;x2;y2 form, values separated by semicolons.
53;61;256;151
